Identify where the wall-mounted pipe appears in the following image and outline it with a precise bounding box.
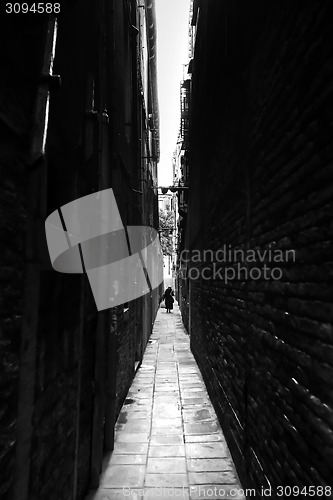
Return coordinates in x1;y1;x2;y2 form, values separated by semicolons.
145;0;159;162
29;18;61;166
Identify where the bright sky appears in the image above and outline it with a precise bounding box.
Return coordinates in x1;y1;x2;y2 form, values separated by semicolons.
155;0;191;186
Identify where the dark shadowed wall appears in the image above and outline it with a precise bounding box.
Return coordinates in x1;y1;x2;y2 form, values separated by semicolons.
181;0;333;493
0;1;160;499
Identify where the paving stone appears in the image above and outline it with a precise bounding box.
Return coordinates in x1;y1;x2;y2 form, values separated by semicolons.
155;376;178;381
181;387;206;392
179;378;202;384
115;432;150;443
154;389;179;394
128;392;154;400
153;409;182;419
124;401;153;410
144;473;188;488
148;445;185;457
113;443;149;455
151;428;183;436
131;399;153;405
86;488;142;500
185;442;230;459
185;434;224;443
130;383;154;389
153;405;181;414
184;422;220;435
154;396;181;404
150;434;184;445
179;384;203;390
187;458;235;472
154;385;179;392
135;376;155;382
100;464;145;488
117;421;151;433
144;488;189;499
109;454;147;465
181;399;210;406
147;457;186;473
182;392;209;400
182;410;214;423
152;418;182;428
188;471;238;485
123;411;152;420
154;380;179;386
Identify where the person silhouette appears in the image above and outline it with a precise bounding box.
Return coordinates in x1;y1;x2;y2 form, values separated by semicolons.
163;286;174;313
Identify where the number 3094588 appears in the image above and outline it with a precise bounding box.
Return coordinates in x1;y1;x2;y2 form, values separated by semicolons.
5;3;61;14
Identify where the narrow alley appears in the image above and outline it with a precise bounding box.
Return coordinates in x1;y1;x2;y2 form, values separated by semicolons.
86;303;245;500
1;1;333;499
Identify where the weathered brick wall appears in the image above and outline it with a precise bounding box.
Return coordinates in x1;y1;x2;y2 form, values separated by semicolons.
186;0;333;493
115;305;136;415
0;14;45;498
25;5;97;497
1;2;160;499
29;274;87;500
0;132;26;500
177;276;189;332
77;300;96;500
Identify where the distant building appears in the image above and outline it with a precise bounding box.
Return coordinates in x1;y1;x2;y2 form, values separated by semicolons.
158;190;177;289
173;0;195;325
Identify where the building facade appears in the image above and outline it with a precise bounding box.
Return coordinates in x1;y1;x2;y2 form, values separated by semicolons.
0;1;160;499
174;4;193;330
158;191;177;288
178;0;333;493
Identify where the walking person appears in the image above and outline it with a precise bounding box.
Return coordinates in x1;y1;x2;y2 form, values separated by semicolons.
163;286;174;313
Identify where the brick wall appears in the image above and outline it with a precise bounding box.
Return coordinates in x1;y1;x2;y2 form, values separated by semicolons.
0;13;45;498
115;306;136;415
184;0;333;493
0;1;160;499
0;130;26;500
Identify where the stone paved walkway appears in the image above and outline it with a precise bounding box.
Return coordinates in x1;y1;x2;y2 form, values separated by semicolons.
86;303;245;500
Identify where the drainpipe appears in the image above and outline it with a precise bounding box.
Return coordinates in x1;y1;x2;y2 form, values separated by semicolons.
145;0;159;230
145;0;159;164
29;17;61;166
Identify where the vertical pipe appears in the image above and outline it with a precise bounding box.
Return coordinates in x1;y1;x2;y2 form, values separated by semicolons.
29;18;58;165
